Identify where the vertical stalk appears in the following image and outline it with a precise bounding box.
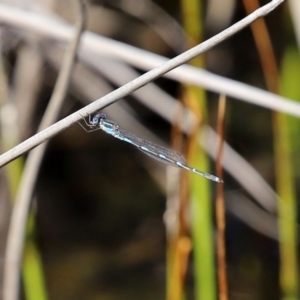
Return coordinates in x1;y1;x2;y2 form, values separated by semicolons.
180;0;217;299
215;95;227;300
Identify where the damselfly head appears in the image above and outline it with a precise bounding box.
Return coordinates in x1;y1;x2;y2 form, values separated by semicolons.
91;112;106;125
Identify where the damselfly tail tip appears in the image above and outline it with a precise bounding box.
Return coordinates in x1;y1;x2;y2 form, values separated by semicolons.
208;174;223;183
216;177;224;183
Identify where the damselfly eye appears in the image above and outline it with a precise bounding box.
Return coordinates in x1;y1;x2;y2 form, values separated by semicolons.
92;116;99;124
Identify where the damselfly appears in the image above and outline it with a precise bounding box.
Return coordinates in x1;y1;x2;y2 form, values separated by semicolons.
79;112;223;183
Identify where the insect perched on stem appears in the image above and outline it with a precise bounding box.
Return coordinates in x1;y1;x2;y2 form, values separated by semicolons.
79;112;223;183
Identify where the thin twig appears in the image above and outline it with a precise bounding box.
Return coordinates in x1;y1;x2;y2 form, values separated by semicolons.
215;94;227;300
2;1;85;300
0;0;285;168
